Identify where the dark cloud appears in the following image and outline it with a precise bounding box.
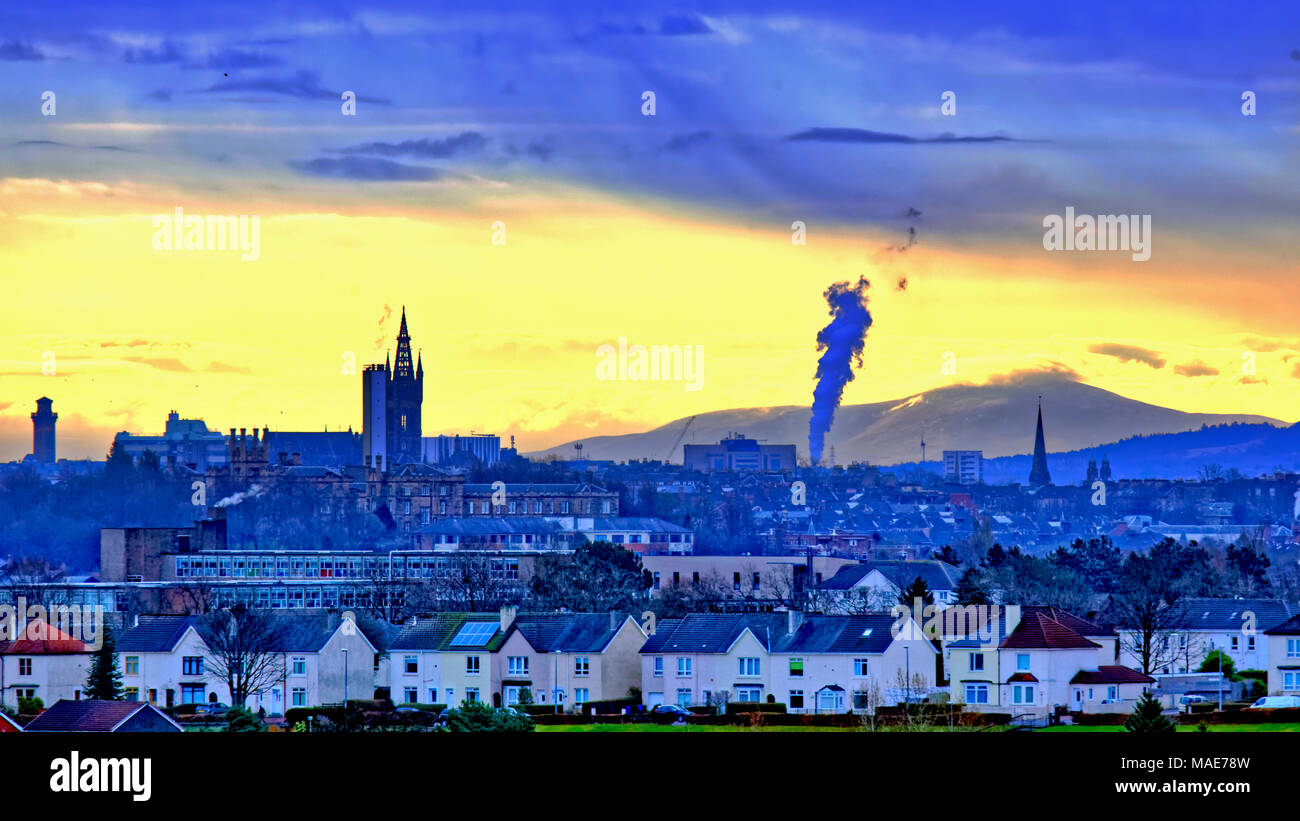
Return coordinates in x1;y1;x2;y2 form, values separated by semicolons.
289;156;443;181
1088;343;1166;369
208;361;252;374
336;132;487;159
663;130;712;153
198;70;390;104
183;48;284;70
659;13;714;36
0;39;44;61
99;339;153;349
123;41;184;64
979;363;1082;385
785;127;1021;144
1174;360;1219;377
121;356;192;373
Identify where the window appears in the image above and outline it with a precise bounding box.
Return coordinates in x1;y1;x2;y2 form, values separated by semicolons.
1012;684;1035;705
574;657;590;676
817;688;844;712
575;688;589;704
1231;636;1239;651
404;655;418;675
1247;636;1255;651
789;690;805;710
652;572;660;590
429;688;437;703
181;684;205;704
294;688;308;707
853;690;871;709
292;657;307;676
466;688;480;703
964;684;989;704
1289;639;1300;659
1284;672;1300;691
676;688;692;707
17;658;32;676
1016;653;1030;672
1107;686;1118;701
853;658;869;677
124;656;139;676
736;687;761;703
508;656;529;676
124;687;139;701
653;656;663;677
970;652;985;672
466;656;481;675
738;657;760;676
677;657;692;677
183;656;204;676
789;658;804;677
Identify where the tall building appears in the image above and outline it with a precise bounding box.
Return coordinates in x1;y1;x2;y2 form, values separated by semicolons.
942;450;983;485
1028;398;1052;487
113;411;227;470
31;397;57;464
362;308;424;468
683;434;797;473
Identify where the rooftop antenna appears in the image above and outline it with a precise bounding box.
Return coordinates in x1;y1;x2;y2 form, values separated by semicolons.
920;433;926;464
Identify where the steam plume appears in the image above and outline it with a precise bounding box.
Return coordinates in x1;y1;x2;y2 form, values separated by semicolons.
808;276;873;466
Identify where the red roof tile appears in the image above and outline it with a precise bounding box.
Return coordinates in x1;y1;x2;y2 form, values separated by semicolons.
999;612;1100;650
1070;666;1155;685
1007;672;1039;682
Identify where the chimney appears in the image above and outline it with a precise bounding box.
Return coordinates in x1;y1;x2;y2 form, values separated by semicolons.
610;610;620;631
500;605;517;633
292;452;301;466
279;452;288;465
787;609;804;635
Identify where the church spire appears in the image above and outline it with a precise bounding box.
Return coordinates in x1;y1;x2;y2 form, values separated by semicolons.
393;306;415;379
1028;396;1052;487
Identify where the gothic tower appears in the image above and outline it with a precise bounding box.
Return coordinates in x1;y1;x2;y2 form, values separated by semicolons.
385;307;423;464
1028;397;1052;487
31;396;57;464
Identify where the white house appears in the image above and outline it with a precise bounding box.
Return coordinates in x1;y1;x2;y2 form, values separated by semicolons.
1263;613;1300;696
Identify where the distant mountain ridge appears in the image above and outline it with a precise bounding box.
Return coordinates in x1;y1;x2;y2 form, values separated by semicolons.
934;421;1300;483
528;375;1284;466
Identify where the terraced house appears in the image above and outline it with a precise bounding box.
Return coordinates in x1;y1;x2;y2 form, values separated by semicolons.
639;611;937;712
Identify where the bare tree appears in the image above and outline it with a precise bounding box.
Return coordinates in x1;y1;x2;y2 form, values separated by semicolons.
200;603;286;707
0;556;71;609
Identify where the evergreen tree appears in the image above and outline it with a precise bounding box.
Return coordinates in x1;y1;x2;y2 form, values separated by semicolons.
899;576;934;608
84;626;123;700
1124;692;1176;733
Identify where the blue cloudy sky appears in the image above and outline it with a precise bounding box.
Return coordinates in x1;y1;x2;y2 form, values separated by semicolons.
2;0;1299;459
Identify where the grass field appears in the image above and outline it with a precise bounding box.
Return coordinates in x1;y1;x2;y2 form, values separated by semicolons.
1039;723;1300;733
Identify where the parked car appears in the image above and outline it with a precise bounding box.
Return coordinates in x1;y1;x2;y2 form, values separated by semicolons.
1179;695;1207;706
651;704;692;724
1249;696;1300;709
194;703;229;717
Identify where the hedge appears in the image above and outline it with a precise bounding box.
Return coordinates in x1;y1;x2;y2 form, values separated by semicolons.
724;702;787;715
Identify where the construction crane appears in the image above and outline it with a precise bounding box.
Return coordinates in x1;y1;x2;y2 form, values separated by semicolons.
664;415;696;463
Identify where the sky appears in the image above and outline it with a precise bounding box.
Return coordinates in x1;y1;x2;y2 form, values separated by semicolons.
1;0;1298;460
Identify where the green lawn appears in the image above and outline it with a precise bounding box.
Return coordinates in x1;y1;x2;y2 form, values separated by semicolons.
1039;722;1300;733
536;723;996;732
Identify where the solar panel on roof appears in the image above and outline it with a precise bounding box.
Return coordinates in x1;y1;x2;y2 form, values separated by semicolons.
450;621;498;646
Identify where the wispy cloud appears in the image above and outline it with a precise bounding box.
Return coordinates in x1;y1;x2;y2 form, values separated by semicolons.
784;127;1024;145
289;156;443;181
336;132;487;159
1089;343;1166;369
1174;360;1219;377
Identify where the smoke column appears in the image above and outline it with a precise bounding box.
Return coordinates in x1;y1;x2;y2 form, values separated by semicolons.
808;276;873;466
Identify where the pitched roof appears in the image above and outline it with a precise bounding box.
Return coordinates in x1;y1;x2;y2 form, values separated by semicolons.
639;614;786;654
1007;672;1039;683
509;613;638;653
1070;666;1155;685
640;613;909;656
1265;613;1300;636
999;611;1100;650
0;619;88;654
819;560;960;592
1166;598;1295;633
415;517;565;536
22;700;183;732
389;613;505;652
1022;605;1116;637
116;615;198;653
